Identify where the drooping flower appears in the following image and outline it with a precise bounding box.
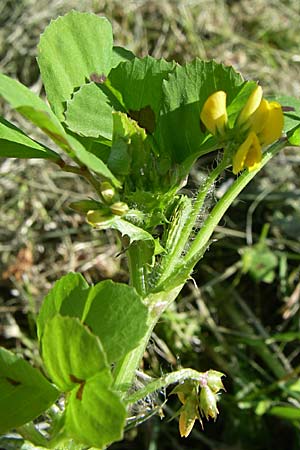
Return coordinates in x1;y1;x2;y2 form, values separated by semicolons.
200;91;228;135
232;131;262;174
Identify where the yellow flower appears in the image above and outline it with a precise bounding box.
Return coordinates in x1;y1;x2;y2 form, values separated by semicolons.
237;85;263;126
253;100;284;145
232;131;262;174
233;86;283;173
200;91;228;135
200;85;284;175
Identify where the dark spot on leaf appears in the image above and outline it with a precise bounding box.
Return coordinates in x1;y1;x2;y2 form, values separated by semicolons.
128;105;156;133
76;381;85;401
69;374;84;384
90;73;107;83
6;377;21;386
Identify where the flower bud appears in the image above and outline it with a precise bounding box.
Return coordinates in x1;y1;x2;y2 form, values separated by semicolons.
100;181;116;204
237;85;263;127
110;202;129;216
179;406;197;438
200;91;228;135
199;386;219;421
206;370;225;393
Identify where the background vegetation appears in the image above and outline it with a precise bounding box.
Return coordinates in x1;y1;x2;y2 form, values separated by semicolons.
1;1;300;449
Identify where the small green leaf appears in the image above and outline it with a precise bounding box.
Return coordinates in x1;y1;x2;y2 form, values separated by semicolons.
42;315;108;391
0;348;59;434
0;117;60;160
82;280;148;363
66;372;126;448
37;272;90;340
89;213;154;244
38;11;114;121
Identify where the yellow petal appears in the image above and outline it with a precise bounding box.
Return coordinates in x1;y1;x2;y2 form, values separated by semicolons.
258;101;284;145
200;91;228;135
232;131;262;174
237;85;263;126
248;98;270;134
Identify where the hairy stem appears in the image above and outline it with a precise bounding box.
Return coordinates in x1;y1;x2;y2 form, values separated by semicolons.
158;158;227;285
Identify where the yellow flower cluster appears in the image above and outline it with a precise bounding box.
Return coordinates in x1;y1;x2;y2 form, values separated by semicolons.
200;86;284;174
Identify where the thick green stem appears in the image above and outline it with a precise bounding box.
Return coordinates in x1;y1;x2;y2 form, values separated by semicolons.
126;241;152;296
113;286;183;392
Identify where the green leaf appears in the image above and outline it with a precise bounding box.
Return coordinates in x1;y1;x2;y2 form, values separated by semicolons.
0;72;121;178
65;82;113;139
112;46;135;67
108;56;176;129
65;56;174;142
241;244;278;283
37;272;90;341
272;95;300;145
66;372;126;448
38;11;114;121
0;347;59;434
0;117;60;160
42;315;108;391
156;59;245;164
82;280;148;363
0;73;66;140
89;213;154;244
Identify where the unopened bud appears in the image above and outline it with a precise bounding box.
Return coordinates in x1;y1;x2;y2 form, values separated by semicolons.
178;397;200;438
86;209;112;225
199;386;219;421
206;370;225;393
110;202;129;216
100;181;116;204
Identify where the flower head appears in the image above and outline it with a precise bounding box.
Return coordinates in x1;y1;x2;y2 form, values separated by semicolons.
200;91;228;135
201;84;284;174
